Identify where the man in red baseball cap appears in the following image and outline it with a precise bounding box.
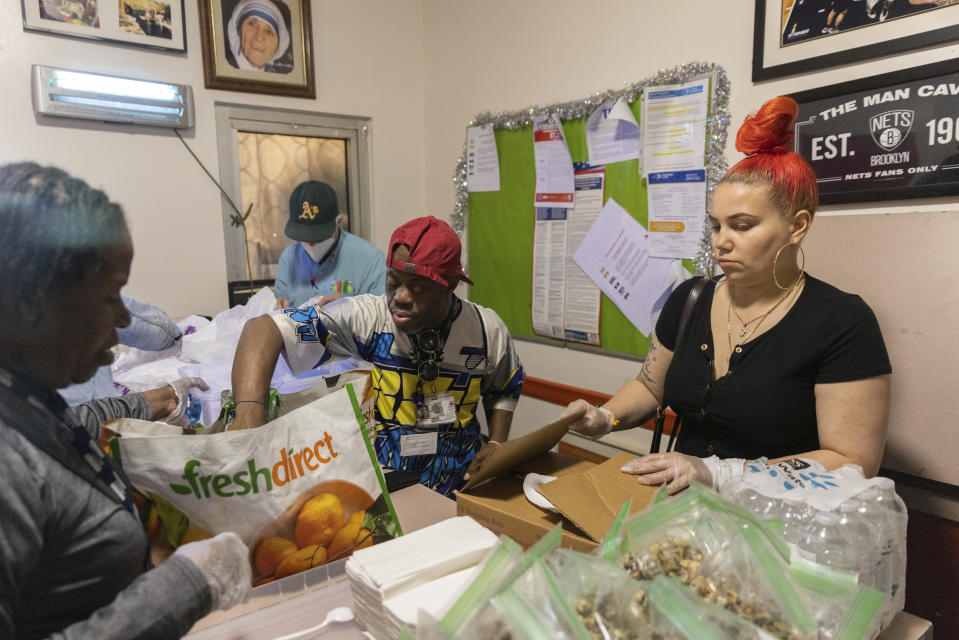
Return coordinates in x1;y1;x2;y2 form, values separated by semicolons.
231;216;524;495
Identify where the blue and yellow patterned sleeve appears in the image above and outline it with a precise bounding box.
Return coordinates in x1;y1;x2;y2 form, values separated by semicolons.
478;307;525;413
270;301;361;376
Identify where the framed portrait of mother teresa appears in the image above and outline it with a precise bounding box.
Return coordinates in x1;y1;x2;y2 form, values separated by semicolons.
198;0;315;98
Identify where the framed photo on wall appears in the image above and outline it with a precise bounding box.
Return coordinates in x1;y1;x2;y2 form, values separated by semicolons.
198;0;315;98
753;0;959;81
789;59;959;204
21;0;187;52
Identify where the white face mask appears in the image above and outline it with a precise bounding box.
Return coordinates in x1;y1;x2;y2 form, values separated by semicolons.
301;235;336;263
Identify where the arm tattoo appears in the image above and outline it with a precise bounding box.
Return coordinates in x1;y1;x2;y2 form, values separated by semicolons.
640;342;657;383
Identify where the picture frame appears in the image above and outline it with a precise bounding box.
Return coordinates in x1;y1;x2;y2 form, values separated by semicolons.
789;59;959;204
753;0;959;82
198;0;315;99
21;0;187;52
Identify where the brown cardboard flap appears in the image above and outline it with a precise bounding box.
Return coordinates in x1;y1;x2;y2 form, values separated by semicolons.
460;408;585;491
535;452;658;542
455;452;599;552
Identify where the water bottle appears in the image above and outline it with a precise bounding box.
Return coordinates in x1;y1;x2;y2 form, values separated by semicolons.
730;487;783;520
836;499;879;586
798;511;859;575
871;478;908;622
848;486;899;628
186;390;203;427
779;497;811;546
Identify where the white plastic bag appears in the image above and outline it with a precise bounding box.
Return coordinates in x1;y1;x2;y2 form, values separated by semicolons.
114;382;399;585
179;287;276;363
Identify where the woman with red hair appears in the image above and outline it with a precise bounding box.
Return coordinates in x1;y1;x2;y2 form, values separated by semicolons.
563;97;891;494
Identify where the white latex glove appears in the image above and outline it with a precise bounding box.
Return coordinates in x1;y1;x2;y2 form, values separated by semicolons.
561;399;613;438
621;453;744;495
174;532;251;611
160;376;209;427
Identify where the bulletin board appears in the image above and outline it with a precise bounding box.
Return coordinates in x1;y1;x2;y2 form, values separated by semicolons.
458;63;730;358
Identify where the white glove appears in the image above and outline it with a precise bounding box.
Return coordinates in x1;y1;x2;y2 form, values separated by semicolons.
160;376;209;427
174;532;251;611
561;399;614;438
621;453;745;495
702;455;747;491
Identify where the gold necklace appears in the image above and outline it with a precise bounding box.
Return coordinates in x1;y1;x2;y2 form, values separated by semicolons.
729;293;787;339
725;275;804;353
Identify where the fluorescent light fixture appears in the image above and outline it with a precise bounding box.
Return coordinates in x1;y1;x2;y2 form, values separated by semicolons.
32;65;194;129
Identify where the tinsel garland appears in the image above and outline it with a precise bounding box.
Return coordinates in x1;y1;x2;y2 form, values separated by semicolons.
451;61;730;276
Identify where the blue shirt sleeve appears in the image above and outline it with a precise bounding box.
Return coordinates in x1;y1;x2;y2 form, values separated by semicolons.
274;245;296;302
360;248;386;295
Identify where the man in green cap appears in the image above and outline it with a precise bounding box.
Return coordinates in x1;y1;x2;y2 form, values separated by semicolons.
274;180;385;308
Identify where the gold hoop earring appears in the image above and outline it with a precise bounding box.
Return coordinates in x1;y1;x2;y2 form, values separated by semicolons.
773;242;805;290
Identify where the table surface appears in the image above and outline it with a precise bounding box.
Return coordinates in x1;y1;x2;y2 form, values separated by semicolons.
186;483;932;640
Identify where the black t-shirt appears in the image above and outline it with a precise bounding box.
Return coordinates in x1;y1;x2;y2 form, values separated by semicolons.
656;275;891;460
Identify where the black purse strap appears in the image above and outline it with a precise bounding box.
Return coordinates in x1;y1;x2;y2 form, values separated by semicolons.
650;276;708;454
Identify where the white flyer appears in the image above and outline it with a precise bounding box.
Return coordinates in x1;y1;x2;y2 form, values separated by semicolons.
642;79;709;175
572;198;676;336
586;98;641;165
647;169;707;259
563;168;603;345
466;124;500;192
531;207;568;340
533;114;575;208
530;168;603;345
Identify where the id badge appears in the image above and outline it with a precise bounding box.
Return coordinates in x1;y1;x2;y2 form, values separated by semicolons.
416;392;458;426
400;432;438;457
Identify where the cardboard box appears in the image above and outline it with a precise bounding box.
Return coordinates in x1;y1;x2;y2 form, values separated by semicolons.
456;451;600;552
456;409;659;552
456;451;660;553
536;452;658;542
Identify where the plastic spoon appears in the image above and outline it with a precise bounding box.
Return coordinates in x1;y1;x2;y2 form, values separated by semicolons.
271;606;355;640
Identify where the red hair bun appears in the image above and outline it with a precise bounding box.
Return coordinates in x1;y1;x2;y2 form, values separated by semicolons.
735;96;798;155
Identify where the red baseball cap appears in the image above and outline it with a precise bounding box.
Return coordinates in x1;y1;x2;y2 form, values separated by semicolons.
387;216;474;287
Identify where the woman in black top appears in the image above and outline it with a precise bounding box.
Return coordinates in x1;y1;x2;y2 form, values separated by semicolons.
563;97;891;494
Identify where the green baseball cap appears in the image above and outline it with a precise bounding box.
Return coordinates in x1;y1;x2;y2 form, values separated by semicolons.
285;180;338;242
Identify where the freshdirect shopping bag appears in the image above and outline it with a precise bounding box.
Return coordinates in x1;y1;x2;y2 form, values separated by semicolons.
114;383;400;585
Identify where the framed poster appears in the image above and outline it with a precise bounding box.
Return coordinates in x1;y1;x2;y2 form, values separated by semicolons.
789;59;959;204
753;0;959;81
198;0;315;98
21;0;187;52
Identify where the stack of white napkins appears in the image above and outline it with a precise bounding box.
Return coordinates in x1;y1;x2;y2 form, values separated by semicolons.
346;516;498;639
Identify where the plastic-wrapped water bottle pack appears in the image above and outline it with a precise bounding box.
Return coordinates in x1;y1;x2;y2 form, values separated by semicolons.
721;458;907;630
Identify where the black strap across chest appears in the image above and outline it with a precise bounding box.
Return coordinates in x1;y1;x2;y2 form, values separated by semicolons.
650;276;708;454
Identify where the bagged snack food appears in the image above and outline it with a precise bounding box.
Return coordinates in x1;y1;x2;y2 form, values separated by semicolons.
545;547;656;640
616;484;815;640
791;557;885;640
457;587;581;640
113;381;399;585
645;576;774;640
509;559;592;640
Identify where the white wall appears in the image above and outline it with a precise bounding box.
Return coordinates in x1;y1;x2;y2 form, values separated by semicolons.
0;0;427;319
421;1;959;516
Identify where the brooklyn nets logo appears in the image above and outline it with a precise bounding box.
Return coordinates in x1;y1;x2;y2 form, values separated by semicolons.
869;110;914;152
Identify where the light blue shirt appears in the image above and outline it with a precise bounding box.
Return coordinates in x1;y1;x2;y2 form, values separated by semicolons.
274;230;386;307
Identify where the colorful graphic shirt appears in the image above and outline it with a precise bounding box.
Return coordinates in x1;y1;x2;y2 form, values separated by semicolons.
272;294;525;495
